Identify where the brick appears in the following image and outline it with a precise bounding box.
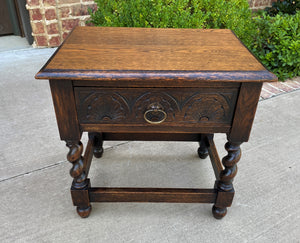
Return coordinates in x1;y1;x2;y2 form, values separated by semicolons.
260;88;274;99
31;22;45;34
71;4;89;16
43;0;56;6
26;0;40;7
30;9;43;21
57;0;80;4
270;81;294;92
47;23;59;34
62;18;79;31
49;36;61;47
45;8;57;20
254;0;272;7
263;83;282;94
61;4;96;17
59;7;71;18
248;0;254;8
35;35;48;46
284;80;300;89
63;31;70;40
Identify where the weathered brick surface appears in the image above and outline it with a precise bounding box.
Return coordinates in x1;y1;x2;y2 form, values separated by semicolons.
30;8;43;21
59;7;71;18
260;78;300;100
32;22;45;34
27;0;40;7
43;0;56;6
26;0;95;47
62;18;80;31
71;4;91;16
45;8;57;20
47;22;59;34
49;36;61;46
35;36;48;46
260;87;274;99
57;0;80;4
27;0;274;47
263;83;283;94
250;0;277;9
62;31;70;40
284;80;300;89
270;81;296;92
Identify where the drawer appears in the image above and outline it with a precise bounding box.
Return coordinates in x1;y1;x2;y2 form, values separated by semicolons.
74;87;238;132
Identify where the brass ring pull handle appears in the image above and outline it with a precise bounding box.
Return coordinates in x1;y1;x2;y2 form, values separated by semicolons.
144;103;167;124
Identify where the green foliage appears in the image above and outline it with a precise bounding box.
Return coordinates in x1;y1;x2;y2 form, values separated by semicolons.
265;0;300;16
250;12;300;80
89;0;255;46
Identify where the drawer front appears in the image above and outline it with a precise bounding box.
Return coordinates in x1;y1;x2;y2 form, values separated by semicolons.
74;87;238;129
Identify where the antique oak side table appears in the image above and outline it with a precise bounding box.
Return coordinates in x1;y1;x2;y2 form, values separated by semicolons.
36;27;277;219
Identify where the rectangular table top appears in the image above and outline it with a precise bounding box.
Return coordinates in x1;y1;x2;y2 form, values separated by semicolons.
36;26;277;82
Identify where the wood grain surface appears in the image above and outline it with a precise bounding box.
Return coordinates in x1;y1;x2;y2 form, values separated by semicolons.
36;27;277;82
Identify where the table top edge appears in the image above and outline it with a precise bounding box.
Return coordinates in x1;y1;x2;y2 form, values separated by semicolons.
35;69;277;82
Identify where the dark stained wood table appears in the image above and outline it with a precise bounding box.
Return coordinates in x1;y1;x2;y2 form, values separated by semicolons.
36;26;277;219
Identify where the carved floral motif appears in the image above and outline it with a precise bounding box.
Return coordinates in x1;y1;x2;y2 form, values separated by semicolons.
182;94;230;122
78;92;129;123
76;89;236;124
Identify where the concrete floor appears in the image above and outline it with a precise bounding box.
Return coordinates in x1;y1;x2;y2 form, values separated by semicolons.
0;35;31;52
0;44;299;242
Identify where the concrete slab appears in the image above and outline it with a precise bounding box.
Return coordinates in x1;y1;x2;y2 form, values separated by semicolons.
0;47;299;242
0;48;125;181
0;36;31;52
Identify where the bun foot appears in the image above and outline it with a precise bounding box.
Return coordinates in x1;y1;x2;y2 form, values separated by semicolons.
93;147;103;158
212;205;227;219
76;205;92;218
198;147;208;159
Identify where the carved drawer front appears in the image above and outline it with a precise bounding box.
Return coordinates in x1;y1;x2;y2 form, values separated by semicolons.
74;87;238;128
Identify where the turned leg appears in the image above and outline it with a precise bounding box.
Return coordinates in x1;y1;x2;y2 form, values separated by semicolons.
66;141;92;218
198;134;209;159
212;141;241;219
89;132;103;158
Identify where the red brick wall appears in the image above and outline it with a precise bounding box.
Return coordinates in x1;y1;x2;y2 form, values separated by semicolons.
249;0;277;10
26;0;275;47
26;0;96;47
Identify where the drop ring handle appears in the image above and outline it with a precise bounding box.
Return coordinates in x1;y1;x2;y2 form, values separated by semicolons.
144;103;167;124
